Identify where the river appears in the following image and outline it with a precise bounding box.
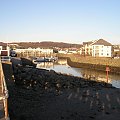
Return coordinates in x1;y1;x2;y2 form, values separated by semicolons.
36;59;120;88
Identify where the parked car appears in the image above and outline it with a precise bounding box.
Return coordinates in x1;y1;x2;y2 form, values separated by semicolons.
10;50;17;57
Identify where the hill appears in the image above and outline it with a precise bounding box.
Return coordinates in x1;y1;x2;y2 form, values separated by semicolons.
9;41;82;49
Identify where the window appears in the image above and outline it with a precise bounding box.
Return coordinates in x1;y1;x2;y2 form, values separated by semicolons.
95;46;99;49
95;53;99;56
2;46;7;50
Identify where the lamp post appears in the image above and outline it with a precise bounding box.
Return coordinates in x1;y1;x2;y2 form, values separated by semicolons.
106;66;110;83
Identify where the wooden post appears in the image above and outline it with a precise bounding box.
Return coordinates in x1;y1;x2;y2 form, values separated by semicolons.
106;66;110;83
4;98;8;119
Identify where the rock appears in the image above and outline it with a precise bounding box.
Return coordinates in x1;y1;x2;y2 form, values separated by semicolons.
105;83;112;88
21;57;36;67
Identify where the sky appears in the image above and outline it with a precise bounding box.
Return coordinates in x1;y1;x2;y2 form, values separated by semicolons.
0;0;120;44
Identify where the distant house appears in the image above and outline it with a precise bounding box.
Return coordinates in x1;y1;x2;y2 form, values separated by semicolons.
92;39;112;57
113;45;120;58
80;40;97;56
80;39;112;57
58;49;68;54
0;42;7;50
0;42;10;56
14;48;54;57
68;48;78;54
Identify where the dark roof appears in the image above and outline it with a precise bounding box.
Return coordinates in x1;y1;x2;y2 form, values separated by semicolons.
92;39;112;46
83;41;93;46
0;42;7;46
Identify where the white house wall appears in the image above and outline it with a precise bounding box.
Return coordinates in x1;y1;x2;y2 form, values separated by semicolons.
14;48;53;54
92;45;112;57
0;46;10;56
102;46;111;57
0;46;2;50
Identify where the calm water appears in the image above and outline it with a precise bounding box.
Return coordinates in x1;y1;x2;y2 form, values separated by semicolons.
36;59;120;88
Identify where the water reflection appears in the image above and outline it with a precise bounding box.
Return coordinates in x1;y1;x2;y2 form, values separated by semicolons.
36;59;120;88
76;68;111;83
37;62;54;68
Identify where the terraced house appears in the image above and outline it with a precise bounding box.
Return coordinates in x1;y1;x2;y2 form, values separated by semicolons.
80;39;112;57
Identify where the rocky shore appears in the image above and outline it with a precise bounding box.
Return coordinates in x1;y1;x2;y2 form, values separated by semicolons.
1;59;118;120
13;65;114;90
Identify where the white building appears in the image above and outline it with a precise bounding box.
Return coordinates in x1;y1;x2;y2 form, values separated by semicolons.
0;42;10;56
14;48;53;57
58;49;68;54
92;39;112;57
80;39;112;57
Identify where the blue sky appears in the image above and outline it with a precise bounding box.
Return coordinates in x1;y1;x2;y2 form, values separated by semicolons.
0;0;120;44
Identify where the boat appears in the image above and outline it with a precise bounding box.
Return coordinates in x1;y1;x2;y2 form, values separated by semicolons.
33;57;58;63
32;57;45;63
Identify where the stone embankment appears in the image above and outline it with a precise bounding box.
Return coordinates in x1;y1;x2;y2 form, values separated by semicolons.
58;56;120;75
13;65;113;91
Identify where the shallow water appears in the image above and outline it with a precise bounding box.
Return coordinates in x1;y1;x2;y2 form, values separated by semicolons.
36;59;120;88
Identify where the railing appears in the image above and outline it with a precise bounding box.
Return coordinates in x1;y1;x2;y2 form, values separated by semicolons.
0;61;10;120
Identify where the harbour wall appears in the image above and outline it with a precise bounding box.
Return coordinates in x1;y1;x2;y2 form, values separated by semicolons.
59;57;120;75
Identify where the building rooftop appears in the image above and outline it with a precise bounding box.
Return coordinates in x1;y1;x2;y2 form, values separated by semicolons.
92;39;112;46
0;42;7;46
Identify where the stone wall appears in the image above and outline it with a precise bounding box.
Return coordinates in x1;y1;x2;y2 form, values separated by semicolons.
66;57;120;75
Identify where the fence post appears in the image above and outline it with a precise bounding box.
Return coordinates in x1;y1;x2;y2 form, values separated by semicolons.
106;66;110;83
